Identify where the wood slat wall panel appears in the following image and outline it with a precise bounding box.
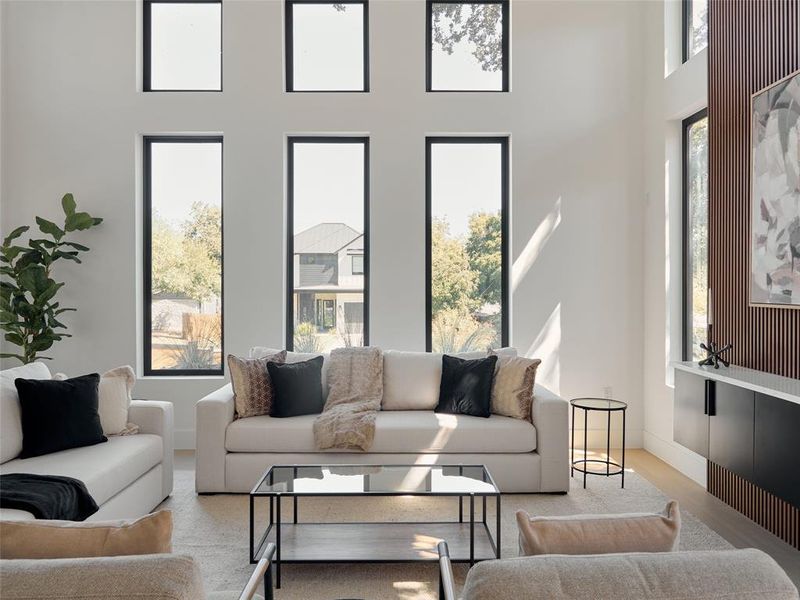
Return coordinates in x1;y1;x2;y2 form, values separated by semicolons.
708;0;799;379
707;0;800;549
708;462;800;549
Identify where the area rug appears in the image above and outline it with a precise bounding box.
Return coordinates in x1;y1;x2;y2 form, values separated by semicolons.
161;466;731;599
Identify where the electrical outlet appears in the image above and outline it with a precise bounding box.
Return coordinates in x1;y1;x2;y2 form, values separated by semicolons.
603;386;613;399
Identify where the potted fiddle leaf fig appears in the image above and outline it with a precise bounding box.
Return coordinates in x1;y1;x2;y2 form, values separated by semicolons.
0;193;102;364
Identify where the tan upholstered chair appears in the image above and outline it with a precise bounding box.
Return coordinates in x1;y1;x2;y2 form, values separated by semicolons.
437;541;798;600
0;544;276;600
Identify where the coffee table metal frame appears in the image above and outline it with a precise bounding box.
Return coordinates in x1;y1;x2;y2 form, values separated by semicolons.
248;463;501;589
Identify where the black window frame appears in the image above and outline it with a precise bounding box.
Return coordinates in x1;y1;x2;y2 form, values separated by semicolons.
143;0;223;93
143;135;225;376
426;0;509;93
285;0;370;93
286;136;370;350
425;136;510;351
682;0;707;64
682;108;708;361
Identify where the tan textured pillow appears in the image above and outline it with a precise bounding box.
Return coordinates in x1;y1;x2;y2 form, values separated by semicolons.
516;500;681;556
229;351;286;418
0;510;173;559
490;356;541;420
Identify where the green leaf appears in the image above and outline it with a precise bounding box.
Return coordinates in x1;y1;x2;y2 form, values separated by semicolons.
18;265;50;294
64;212;95;232
36;281;63;306
92;218;103;226
60;241;90;252
54;307;77;315
16;249;43;270
1;245;27;262
0;353;27;362
61;193;76;216
4;332;24;346
48;315;68;329
53;250;80;262
2;226;29;246
29;337;54;352
29;238;58;249
36;216;64;240
0;310;18;322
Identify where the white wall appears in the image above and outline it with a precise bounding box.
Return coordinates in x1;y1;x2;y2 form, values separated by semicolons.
1;0;647;449
641;0;708;484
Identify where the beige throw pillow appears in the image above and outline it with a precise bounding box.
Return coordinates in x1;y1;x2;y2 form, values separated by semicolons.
0;510;173;559
229;351;286;418
490;356;541;420
516;500;681;556
52;366;136;435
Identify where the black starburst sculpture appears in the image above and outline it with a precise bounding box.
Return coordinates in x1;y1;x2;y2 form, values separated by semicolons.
698;341;733;369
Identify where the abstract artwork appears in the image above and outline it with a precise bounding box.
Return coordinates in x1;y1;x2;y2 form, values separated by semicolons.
750;69;800;307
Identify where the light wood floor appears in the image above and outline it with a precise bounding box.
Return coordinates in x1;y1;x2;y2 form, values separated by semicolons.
175;449;799;584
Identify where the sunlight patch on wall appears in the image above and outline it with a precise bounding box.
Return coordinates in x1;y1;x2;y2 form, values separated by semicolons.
512;197;562;292
525;302;561;395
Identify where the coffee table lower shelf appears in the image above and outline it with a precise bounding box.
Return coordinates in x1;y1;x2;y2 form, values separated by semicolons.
254;521;498;564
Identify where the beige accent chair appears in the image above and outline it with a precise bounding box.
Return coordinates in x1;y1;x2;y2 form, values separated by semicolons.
437;541;798;600
0;543;276;600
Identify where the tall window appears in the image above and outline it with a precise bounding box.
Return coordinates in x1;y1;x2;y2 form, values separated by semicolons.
286;0;369;92
144;0;222;91
287;138;369;351
426;137;508;352
683;0;708;62
683;110;708;361
144;137;223;375
427;0;509;92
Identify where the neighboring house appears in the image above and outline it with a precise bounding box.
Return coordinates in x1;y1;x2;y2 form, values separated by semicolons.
293;223;365;336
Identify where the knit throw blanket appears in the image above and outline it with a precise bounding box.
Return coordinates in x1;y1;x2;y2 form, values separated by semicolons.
313;347;384;451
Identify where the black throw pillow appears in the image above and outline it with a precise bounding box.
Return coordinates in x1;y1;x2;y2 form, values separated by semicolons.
435;354;498;418
267;356;325;418
14;373;107;459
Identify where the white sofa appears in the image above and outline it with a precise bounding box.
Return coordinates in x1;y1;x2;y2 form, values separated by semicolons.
0;362;174;521
196;348;569;494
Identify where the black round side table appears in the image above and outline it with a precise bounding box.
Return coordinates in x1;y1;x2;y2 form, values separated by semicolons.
570;398;627;489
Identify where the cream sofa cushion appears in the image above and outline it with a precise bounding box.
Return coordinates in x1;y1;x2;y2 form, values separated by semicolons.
1;434;162;506
0;554;205;600
226;411;536;454
0;362;51;463
516;500;680;556
0;510;172;559
461;549;798;600
382;348;518;411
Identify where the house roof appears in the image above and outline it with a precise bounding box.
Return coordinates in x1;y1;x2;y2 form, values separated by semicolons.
294;223;363;254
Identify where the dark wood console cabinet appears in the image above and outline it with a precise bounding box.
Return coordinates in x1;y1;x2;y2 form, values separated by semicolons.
754;393;800;508
673;364;799;509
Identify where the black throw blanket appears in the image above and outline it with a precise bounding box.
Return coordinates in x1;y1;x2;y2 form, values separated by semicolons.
0;473;99;521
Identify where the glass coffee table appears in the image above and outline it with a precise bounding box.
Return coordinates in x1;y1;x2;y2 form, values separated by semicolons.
249;464;501;588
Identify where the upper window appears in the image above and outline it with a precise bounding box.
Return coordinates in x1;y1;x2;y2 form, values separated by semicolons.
426;137;508;352
286;0;369;92
427;0;509;92
683;110;708;361
683;0;708;62
144;137;223;375
144;0;222;91
287;138;369;351
351;254;364;275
